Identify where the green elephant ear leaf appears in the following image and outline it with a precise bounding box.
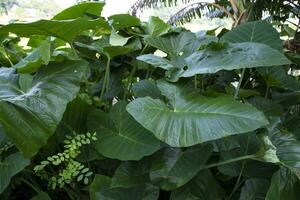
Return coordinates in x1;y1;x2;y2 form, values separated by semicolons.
149;144;213;190
0;18;110;43
111;160;150;188
31;191;51;200
268;128;300;175
144;31;200;56
52;2;105;20
239;178;270;200
265;167;300;200
108;14;141;30
221;20;282;51
132;80;163;99
257;66;300;91
170;169;225;200
147;16;171;36
90;175;159;200
0;60;88;157
182;42;291;77
88;101;160;161
14;40;51;74
137;54;175;70
127;81;268;147
0;153;30;193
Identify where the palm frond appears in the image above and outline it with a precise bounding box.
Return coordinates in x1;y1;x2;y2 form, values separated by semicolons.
249;0;299;21
167;2;233;25
129;0;195;16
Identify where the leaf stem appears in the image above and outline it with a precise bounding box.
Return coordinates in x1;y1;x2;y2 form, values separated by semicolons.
194;75;198;88
265;85;269;99
234;68;246;100
202;154;256;170
1;46;13;67
100;58;111;101
227;134;250;200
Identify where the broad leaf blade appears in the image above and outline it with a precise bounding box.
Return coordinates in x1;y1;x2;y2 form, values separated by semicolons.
90;175;159;200
127;81;268;147
137;54;175;70
0;60;88;157
239;178;270;200
147;16;170;36
108;14;141;30
149;144;213;190
0;153;30;193
257;66;300;91
52;2;104;20
221;20;283;50
14;40;51;73
0;18;110;43
182;42;291;76
88;101;160;161
170;169;225;200
266;167;300;200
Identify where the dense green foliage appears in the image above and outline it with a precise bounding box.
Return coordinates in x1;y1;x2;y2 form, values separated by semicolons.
1;2;300;199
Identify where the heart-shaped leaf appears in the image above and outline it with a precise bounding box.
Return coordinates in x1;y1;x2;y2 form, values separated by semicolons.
127;81;268;147
88;101;160;160
0;60;88;157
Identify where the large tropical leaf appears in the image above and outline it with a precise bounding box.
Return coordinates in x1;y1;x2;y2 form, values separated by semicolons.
239;178;270;200
149;144;213;190
257;67;300;91
52;2;105;20
0;18;110;43
111;160;150;188
90;175;159;200
144;31;199;56
182;42;291;77
221;20;299;91
146;16;170;36
170;169;225;200
265;167;300;200
75;36;141;58
108;14;141;30
127;80;268;147
31;192;51;200
0;153;30;193
88;101;160;161
218;133;278;178
132;80;163;99
14;40;51;74
268;128;300;175
221;20;283;50
137;54;174;70
0;60;88;157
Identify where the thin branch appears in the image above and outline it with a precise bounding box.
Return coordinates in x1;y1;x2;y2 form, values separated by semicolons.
234;68;246;100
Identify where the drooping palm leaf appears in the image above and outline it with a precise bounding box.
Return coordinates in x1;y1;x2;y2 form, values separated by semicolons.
168;2;233;25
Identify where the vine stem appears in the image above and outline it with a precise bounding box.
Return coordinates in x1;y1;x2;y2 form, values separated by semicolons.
124;44;148;99
100;58;111;101
202;154;256;170
234;68;246;100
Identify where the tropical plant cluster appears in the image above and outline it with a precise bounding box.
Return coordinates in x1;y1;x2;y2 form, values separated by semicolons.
0;1;300;200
